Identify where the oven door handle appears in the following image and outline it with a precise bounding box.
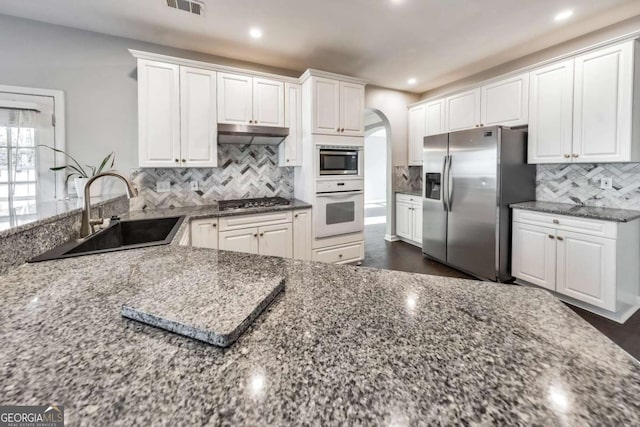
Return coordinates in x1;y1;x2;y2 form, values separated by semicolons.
316;191;363;198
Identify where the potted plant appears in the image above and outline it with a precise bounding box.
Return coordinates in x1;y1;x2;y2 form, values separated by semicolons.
40;145;115;198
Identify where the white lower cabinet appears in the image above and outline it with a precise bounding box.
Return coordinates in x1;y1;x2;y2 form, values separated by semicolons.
190;218;219;249
395;193;422;247
189;209;310;260
512;209;640;322
312;241;364;264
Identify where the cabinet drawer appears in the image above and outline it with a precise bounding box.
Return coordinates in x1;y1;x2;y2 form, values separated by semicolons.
313;241;364;264
396;193;421;204
218;211;292;231
513;209;616;239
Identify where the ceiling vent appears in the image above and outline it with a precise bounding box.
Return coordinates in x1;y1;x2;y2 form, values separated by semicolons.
166;0;204;16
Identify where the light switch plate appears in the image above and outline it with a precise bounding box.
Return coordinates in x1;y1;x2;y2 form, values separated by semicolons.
157;181;171;193
190;181;199;191
600;177;613;190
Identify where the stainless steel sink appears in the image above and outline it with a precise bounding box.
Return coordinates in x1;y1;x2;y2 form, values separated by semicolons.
29;216;185;262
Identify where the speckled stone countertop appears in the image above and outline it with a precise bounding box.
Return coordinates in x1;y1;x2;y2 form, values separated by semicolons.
0;194;127;236
395;190;422;197
511;201;640;222
1;245;639;425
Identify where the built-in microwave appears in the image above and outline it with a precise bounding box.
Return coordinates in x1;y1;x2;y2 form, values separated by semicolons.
317;146;362;177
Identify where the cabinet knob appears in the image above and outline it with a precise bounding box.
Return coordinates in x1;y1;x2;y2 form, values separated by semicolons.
557;236;564;241
480;124;484;127
260;232;264;237
336;128;340;132
338;254;343;258
286;159;290;162
548;235;555;239
174;159;179;163
249;120;253;124
553;219;559;224
572;154;579;158
254;233;258;237
212;223;217;228
294;214;299;218
341;128;345;132
564;154;571;158
181;159;186;163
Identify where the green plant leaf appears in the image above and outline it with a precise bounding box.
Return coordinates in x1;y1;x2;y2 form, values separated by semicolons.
38;145;89;178
49;166;67;171
96;152;114;174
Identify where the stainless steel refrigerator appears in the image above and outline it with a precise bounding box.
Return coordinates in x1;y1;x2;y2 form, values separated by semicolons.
422;126;535;282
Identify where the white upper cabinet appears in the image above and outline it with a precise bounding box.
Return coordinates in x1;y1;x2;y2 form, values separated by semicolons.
180;66;217;167
217;72;253;125
312;77;340;134
481;73;529;127
445;88;481;132
308;76;365;136
425;99;446;137
137;59;181;167
217;72;285;127
528;60;575;164
279;83;302;166
339;81;365;136
573;40;635;163
137;59;217;168
408;104;426;166
253;77;285;127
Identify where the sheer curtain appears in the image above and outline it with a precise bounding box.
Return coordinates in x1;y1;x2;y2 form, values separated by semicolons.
0;107;39;228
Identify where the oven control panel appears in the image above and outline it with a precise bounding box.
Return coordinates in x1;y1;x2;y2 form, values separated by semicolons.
316;179;363;193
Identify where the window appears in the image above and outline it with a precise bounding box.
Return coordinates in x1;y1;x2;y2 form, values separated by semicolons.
0;88;63;230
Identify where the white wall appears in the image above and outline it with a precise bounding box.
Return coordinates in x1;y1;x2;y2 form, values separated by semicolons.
365;86;419;167
364;131;386;204
0;14;298;194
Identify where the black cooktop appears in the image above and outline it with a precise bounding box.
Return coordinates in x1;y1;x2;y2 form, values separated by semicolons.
218;197;291;212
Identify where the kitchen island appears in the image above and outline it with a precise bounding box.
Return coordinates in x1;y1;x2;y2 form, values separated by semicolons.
1;245;639;425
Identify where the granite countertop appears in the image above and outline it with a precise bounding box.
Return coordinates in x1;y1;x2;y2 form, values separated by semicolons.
511;201;640;223
1;245;639;424
0;194;127;237
395;190;422;197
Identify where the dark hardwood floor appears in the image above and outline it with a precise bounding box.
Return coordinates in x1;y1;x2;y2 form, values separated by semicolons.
361;222;640;360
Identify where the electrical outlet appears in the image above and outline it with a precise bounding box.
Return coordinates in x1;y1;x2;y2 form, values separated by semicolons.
157;181;171;193
190;181;199;191
600;177;613;190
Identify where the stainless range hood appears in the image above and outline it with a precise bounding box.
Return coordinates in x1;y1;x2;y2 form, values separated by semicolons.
217;123;289;146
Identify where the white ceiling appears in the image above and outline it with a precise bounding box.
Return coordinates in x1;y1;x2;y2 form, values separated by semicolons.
1;0;639;93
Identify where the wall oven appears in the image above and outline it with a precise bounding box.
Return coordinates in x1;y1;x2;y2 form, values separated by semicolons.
315;179;364;238
317;146;362;177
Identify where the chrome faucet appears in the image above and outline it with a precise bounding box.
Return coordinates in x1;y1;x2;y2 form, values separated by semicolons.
80;171;138;238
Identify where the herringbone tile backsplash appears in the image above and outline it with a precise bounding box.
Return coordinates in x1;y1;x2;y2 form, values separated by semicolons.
130;145;294;210
393;166;423;194
537;163;640;210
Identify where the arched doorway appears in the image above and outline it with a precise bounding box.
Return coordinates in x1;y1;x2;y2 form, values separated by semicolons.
364;108;393;243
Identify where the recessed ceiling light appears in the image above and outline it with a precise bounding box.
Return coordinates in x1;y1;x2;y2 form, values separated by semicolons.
407;78;417;85
249;28;263;39
554;9;573;22
391;0;406;5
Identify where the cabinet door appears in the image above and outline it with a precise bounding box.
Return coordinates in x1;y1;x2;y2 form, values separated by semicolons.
312;77;340;135
573;41;634;163
446;88;481;132
137;59;180;167
408;104;426;166
512;222;557;290
217;72;253;125
481;73;529;127
528;60;574;164
253;77;284;127
180;66;217;168
556;231;616;311
279;83;302;166
411;203;423;245
258;223;293;258
190;218;219;249
339;81;365;136
425;99;446;137
293;209;312;261
219;227;259;254
395;201;413;240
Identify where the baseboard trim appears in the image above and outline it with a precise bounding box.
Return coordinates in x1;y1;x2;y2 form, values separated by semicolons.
385;234;399;242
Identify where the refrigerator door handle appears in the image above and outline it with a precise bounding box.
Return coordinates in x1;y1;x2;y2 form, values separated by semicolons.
447;155;453;211
442;156;449;211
